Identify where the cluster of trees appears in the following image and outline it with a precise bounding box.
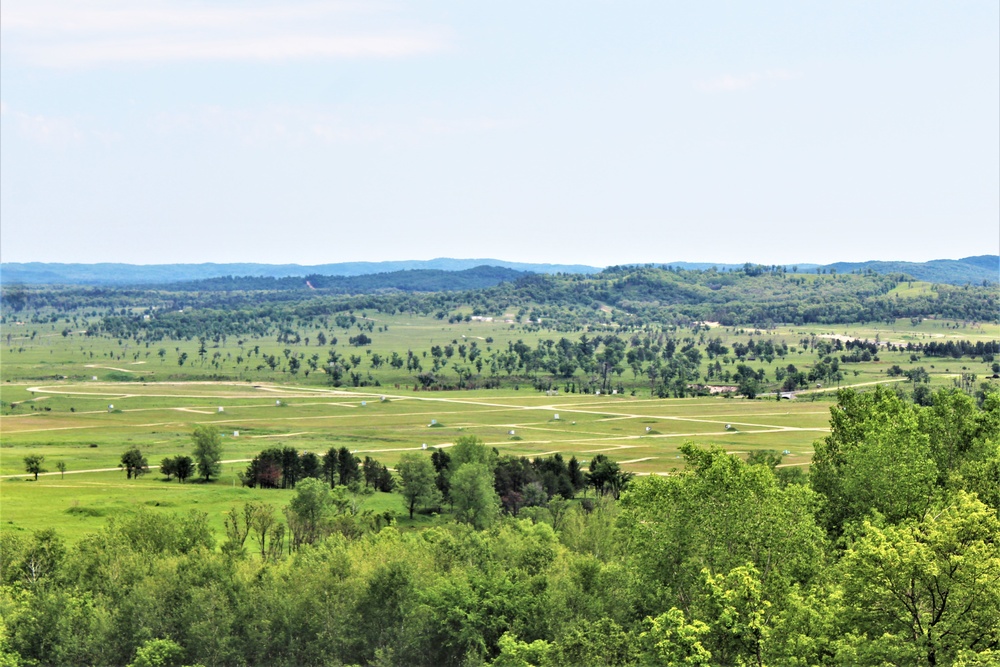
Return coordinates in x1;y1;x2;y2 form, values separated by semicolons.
2;387;999;666
109;427;221;484
119;447;149;479
916;339;1000;359
397;439;633;525
240;446;394;493
158;456;194;483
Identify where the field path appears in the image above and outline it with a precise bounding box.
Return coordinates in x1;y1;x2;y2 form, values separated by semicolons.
84;364;144;374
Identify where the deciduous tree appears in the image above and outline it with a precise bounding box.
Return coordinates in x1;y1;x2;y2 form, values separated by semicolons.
23;455;45;481
120;447;148;479
191;425;222;482
397;453;441;519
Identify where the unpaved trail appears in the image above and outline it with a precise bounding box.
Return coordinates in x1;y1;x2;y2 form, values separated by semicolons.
84;364;144;374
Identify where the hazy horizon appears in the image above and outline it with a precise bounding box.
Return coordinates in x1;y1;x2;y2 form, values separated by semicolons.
1;253;997;268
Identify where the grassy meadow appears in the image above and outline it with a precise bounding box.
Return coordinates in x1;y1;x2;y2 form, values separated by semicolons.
2;313;998;543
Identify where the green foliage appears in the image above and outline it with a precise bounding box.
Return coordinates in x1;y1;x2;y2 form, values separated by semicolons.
284;478;331;550
812;386;1000;537
450;435;499;472
700;565;772;666
450;462;501;530
22;455;44;481
587;454;633;499
620;445;825;619
811;386;937;536
838;492;1000;665
637;608;712;667
492;632;553;667
120;446;149;479
128;638;185;667
397;452;442;519
159;455;194;483
190;426;222;482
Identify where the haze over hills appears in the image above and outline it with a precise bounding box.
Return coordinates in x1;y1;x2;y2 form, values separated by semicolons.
146;266;530;294
823;256;999;286
0;255;996;287
0;259;598;286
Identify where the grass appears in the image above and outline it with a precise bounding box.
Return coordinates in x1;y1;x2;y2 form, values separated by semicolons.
2;314;997;543
2;382;837;540
1;471;409;544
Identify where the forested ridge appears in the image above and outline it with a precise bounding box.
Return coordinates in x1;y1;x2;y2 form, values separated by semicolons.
5;265;997;334
141;265;529;293
3;255;995;286
2;387;999;667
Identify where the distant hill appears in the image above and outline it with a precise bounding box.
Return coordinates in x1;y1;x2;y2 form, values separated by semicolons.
156;265;528;293
0;259;599;285
819;256;998;285
658;262;821;272
1;255;995;287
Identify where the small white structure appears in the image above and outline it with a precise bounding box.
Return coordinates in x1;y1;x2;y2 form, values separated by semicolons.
381;396;386;402
554;414;560;420
508;430;515;435
612;389;617;395
595;390;601;395
782;449;791;455
725;424;733;430
361;401;367;407
218;406;224;413
92;376;98;381
646;426;652;432
108;404;114;412
430;419;437;425
276;400;281;406
421;443;427;450
233;431;239;437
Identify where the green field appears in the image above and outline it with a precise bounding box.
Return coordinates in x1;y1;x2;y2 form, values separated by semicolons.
2;381;834;538
3;313;998;542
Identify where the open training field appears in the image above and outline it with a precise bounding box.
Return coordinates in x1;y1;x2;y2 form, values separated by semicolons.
3;312;996;543
3;315;997;391
1;380;834;541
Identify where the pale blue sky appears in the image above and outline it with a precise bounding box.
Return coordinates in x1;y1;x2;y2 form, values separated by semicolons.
2;1;997;266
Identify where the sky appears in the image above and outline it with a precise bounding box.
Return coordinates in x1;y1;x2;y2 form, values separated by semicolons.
1;1;998;267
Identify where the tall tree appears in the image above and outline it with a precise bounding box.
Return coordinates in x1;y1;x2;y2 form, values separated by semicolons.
450;462;501;530
191;425;223;482
449;435;497;472
285;478;331;551
397;453;442;519
337;447;359;486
